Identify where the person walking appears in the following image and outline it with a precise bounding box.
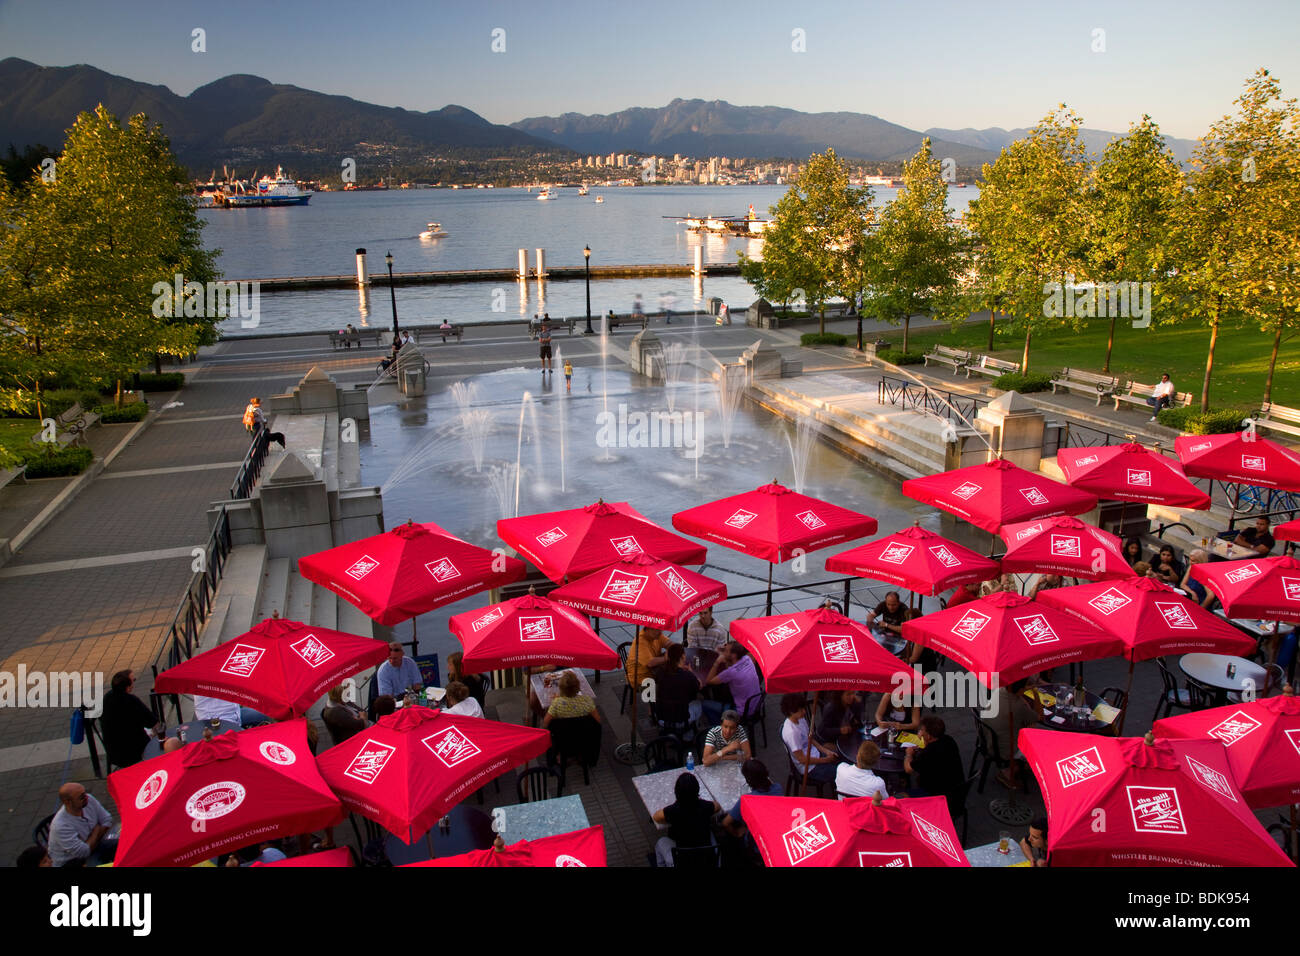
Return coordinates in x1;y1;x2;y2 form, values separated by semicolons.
539;319;553;373
563;358;573;391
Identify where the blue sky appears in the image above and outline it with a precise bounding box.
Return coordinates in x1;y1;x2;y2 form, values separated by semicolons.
1;0;1296;139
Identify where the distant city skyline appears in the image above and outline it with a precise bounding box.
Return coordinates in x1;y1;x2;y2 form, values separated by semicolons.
2;0;1298;141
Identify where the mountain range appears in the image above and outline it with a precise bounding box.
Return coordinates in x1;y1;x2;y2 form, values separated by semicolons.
0;58;1200;176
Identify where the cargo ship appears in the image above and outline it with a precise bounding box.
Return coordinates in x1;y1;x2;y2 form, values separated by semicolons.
213;167;311;207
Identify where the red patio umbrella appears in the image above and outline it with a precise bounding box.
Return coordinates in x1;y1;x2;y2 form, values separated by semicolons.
153;617;390;720
1190;554;1300;624
1058;443;1211;509
497;499;706;584
298;520;526;628
997;516;1136;581
1276;519;1300;543
448;588;619;672
1153;688;1300;809
825;525;1000;596
902;458;1098;535
901;591;1124;689
729;606;921;695
1175;431;1300;490
406;825;607;867
107;720;345;867
250;847;353;867
1036;577;1257;663
548;553;727;632
1019;729;1294;867
316;707;549;844
741;793;969;867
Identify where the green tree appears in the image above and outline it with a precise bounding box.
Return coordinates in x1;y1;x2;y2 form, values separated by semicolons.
1088;117;1183;372
965;107;1093;372
739;149;873;334
1165;70;1300;411
0;106;219;414
862;139;968;352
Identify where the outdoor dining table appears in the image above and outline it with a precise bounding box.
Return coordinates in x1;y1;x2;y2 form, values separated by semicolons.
530;668;596;712
141;718;239;758
381;805;495;865
1213;608;1280;643
684;647;719;687
965;840;1030;867
633;762;747;828
1024;684;1114;735
1179;653;1268;706
836;730;908;790
493;794;589;843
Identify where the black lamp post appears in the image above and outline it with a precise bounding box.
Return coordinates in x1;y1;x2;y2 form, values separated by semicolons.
385;251;400;342
583;245;594;334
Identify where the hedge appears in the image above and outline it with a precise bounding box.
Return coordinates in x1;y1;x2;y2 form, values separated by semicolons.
1158;406;1249;435
22;445;93;478
877;349;925;366
800;332;849;347
132;372;185;392
993;372;1054;393
95;402;149;424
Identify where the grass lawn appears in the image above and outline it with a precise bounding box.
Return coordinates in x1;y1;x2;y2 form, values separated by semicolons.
875;316;1299;409
0;419;42;461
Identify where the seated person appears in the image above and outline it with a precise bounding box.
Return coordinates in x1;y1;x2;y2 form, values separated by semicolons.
543;671;601;726
49;783;115;867
1180;550;1215;607
1028;573;1064;600
1132;560;1154;579
226;841;288;866
902;716;966;818
1122;537;1144;568
721;759;783;840
439;318;453;340
373;694;397;719
1021;816;1050;867
836;740;889;800
376;642;423;698
651;773;720;867
779;693;839;784
979;678;1042;789
686;606;726;653
818;690;866;740
447;651;486;708
100;669;161;769
626;627;673;690
866;591;909;639
1234;516;1275;556
322;685;368;746
874;691;921;734
982;574;1019;597
193;693;270;729
702;710;752;766
945;581;980;609
443;681;484;718
654;643;701;731
16;846;51;868
703;641;761;725
1151;545;1184;587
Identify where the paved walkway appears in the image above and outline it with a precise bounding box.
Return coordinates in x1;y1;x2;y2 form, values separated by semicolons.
0;316;1254;866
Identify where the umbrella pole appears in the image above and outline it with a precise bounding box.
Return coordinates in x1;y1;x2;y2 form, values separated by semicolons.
1292;804;1298;863
615;627;647;765
800;690;819;797
989;687;1032;826
766;563;774;616
1115;659;1136;736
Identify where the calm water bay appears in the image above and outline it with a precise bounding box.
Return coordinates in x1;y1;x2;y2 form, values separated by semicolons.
202;184;977;336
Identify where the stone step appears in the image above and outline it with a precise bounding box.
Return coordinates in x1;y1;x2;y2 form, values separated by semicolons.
201;544;267;650
256;556;291;621
812;407;934;481
285;568;314;623
309;578;338;631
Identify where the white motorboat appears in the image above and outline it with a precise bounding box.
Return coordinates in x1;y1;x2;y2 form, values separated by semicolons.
594;195;604;203
537;187;556;200
578;184;589;196
419;222;448;239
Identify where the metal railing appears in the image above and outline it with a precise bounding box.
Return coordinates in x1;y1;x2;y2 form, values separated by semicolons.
877;375;988;425
148;507;233;723
230;428;271;499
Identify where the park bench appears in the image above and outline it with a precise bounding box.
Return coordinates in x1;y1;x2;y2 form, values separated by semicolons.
1050;368;1122;406
964;355;1021;379
413;325;464;344
329;329;384;350
1113;381;1195;414
922;345;971;373
606;313;648;333
1252;402;1300;440
28;402;100;449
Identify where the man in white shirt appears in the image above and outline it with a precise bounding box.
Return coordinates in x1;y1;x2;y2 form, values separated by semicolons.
836;741;889;799
192;695;272;728
443;681;484;718
49;783;115;866
377;642;423;697
1147;374;1175;421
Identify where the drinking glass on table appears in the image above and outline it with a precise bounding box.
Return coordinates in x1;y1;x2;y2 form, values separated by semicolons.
998;831;1010;854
